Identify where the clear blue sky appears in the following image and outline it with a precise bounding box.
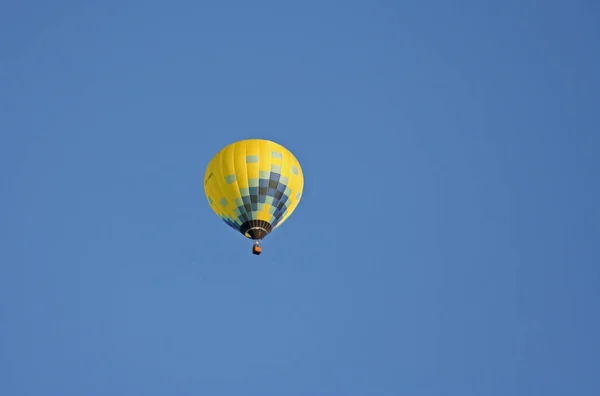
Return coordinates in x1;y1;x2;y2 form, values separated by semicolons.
1;1;599;395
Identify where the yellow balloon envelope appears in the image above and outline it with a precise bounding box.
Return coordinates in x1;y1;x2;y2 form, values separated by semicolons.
204;139;304;255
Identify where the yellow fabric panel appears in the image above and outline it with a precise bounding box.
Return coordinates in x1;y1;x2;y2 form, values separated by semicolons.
256;142;273;223
275;143;304;228
246;139;260;180
204;146;241;224
233;141;248;189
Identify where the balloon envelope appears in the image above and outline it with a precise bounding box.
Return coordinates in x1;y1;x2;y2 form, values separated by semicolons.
204;139;304;240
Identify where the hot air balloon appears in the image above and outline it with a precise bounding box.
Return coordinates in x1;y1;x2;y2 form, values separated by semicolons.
204;139;304;255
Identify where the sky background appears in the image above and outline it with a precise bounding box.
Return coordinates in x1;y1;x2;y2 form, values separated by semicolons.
1;1;599;395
